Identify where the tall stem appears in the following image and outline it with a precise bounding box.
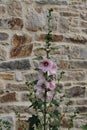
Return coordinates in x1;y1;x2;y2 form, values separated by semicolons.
43;8;53;130
44;89;47;130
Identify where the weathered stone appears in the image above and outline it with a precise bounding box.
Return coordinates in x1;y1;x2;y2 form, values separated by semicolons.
65;34;87;43
0;105;30;114
0;59;30;71
25;8;46;31
36;33;63;42
8;18;23;29
6;83;28;91
0;116;14;130
59;17;69;33
35;0;68;5
25;72;38;81
0;73;14;80
15;71;23;82
79;48;87;59
80;21;87;28
60;12;79;17
34;48;45;56
62;71;86;81
65;86;85;98
76;99;87;105
80;12;87;21
82;29;87;34
70;60;87;69
7;1;22;17
76;106;87;113
58;60;70;69
0;18;23;29
10;44;33;58
0;92;17;103
12;34;27;47
0;32;9;40
0;5;6;15
0;80;5;90
0;47;7;61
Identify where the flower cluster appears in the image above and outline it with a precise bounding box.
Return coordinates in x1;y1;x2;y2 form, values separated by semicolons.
36;58;57;102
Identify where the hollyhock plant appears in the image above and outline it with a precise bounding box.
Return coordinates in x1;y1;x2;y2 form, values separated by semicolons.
39;58;56;73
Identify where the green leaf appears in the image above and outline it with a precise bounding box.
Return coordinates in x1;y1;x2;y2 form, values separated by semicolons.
81;124;87;130
52;99;59;106
28;115;40;130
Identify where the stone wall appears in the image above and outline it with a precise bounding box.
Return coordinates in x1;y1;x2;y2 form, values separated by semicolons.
0;0;87;130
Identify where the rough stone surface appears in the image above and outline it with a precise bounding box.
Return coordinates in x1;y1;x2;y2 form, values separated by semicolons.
7;1;22;17
65;86;85;98
0;1;87;130
6;83;28;91
0;92;17;103
0;33;9;40
25;8;46;31
0;18;23;29
0;59;30;71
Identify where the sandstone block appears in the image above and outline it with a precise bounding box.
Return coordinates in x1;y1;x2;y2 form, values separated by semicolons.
0;92;17;103
0;73;14;80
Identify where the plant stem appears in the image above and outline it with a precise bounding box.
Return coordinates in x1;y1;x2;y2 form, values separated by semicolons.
44;89;47;130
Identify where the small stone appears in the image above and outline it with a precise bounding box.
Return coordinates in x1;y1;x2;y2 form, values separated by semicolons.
7;1;22;17
70;60;87;69
0;32;9;40
0;73;14;80
6;83;28;91
13;34;27;47
25;8;46;31
8;18;23;29
76;106;87;113
0;18;23;29
65;86;85;98
65;34;87;44
59;17;69;33
15;71;23;82
25;72;38;81
10;44;33;58
79;48;87;59
36;33;63;42
0;59;31;71
0;5;6;15
0;80;5;90
0;47;7;61
35;0;68;5
0;92;17;103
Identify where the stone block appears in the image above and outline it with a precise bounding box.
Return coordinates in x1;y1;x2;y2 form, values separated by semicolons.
0;59;31;71
0;32;9;40
65;86;85;98
0;92;17;103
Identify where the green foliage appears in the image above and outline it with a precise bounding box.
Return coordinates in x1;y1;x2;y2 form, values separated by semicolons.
28;115;40;130
0;119;11;130
81;124;87;130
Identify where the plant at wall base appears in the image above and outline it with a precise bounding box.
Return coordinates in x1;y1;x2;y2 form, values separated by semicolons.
0;119;11;130
81;114;87;130
25;8;79;130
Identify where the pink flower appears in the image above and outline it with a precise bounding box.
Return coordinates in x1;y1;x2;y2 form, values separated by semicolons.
39;58;57;74
38;71;45;80
36;79;49;92
49;62;57;75
38;91;53;102
39;58;53;72
48;81;55;91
